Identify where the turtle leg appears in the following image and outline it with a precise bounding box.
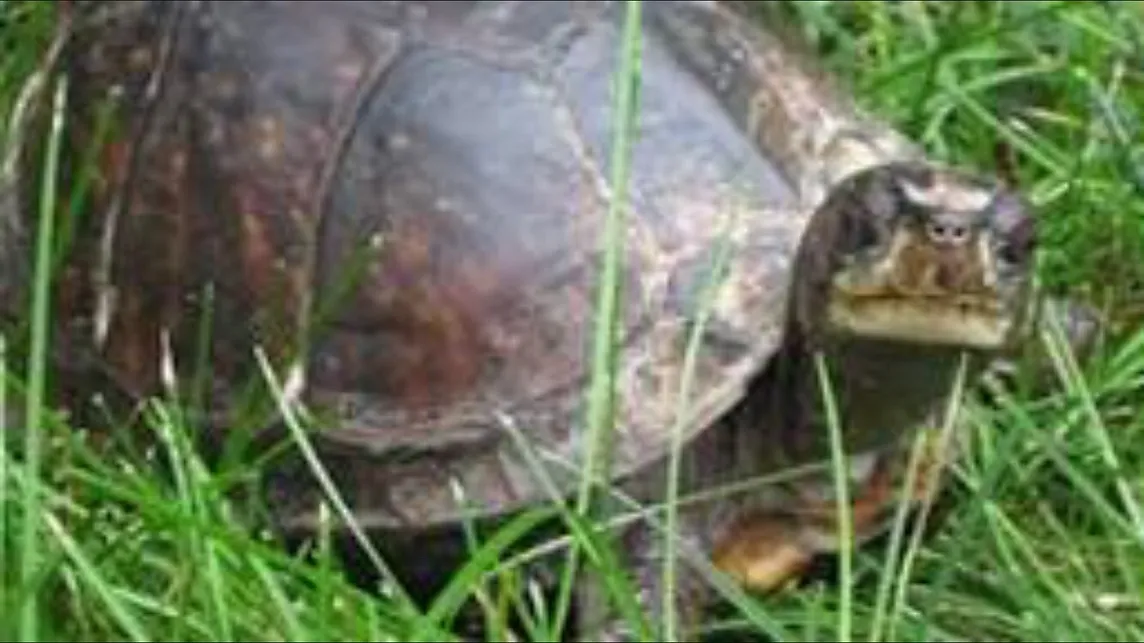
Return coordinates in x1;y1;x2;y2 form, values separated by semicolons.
711;434;950;595
575;513;717;642
574;435;953;641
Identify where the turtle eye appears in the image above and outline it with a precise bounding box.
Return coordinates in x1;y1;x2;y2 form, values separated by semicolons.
844;167;902;251
997;214;1035;267
848;215;882;252
990;191;1036;268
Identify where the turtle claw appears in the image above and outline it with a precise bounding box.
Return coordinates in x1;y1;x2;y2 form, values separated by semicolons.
711;517;816;593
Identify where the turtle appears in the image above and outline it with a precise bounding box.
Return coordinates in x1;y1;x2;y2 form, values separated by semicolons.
11;0;1100;640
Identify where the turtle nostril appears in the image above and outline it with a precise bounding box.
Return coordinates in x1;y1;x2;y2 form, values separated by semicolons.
926;220;970;246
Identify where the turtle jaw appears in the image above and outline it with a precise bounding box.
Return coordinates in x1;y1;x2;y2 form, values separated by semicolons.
826;292;1014;351
825;224;1029;351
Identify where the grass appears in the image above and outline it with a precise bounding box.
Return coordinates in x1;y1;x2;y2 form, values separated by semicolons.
3;0;1144;641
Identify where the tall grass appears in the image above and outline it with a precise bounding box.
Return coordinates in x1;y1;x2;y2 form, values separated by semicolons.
556;0;645;638
17;71;65;643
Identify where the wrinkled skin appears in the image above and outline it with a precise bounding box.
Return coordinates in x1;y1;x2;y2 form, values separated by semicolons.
10;2;1102;640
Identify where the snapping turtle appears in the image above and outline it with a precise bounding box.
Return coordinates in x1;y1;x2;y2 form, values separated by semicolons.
15;0;1097;639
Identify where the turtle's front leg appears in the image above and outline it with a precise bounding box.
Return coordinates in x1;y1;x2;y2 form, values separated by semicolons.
710;434;954;597
575;515;717;642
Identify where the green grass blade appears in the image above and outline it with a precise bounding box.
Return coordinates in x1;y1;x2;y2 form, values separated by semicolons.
662;229;734;641
1;335;8;626
415;505;557;640
813;352;854;642
868;431;931;642
20;71;66;643
1041;303;1144;537
246;555;305;642
575;0;642;523
555;0;644;636
41;510;149;642
252;348;429;629
495;411;653;641
886;353;970;642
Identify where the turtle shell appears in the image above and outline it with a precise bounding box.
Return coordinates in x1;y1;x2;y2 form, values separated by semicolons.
49;0;920;531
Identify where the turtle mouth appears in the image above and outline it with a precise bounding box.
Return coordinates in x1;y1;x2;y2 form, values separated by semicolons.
826;226;1023;350
827;291;1012;349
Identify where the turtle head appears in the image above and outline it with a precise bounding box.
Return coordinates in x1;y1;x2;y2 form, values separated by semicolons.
795;160;1036;352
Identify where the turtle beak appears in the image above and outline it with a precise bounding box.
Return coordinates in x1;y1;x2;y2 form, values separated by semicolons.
828;226;1010;349
825;187;1034;351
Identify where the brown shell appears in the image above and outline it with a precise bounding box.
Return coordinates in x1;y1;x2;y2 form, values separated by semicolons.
48;1;920;530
